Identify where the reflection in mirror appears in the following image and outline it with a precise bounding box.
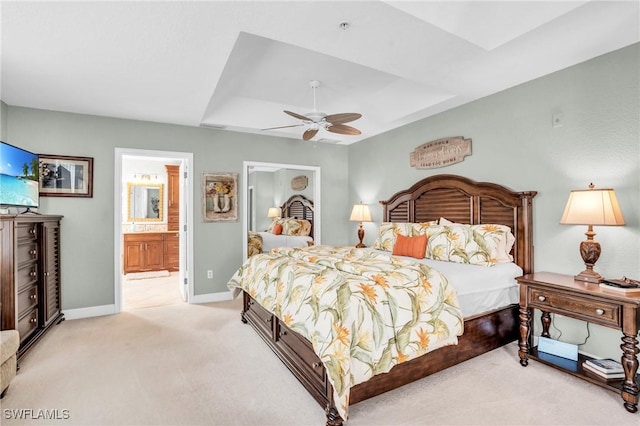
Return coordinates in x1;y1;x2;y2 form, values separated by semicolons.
242;162;321;260
127;182;164;222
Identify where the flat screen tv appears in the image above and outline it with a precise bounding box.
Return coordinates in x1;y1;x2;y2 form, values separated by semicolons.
0;141;39;209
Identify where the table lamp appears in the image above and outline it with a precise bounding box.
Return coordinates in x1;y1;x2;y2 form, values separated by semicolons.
350;203;372;248
560;183;625;283
267;207;280;220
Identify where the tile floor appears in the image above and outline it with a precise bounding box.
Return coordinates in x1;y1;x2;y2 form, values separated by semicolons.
122;271;184;310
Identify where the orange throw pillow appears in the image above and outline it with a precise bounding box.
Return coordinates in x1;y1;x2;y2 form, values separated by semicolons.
392;234;427;259
272;223;283;235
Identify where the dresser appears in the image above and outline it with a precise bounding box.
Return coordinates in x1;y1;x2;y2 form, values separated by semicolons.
0;214;64;360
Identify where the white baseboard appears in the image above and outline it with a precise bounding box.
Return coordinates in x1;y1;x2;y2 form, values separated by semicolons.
63;304;116;320
191;291;234;304
62;292;234;320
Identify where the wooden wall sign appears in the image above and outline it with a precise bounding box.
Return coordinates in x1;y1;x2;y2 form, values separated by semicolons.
409;136;472;169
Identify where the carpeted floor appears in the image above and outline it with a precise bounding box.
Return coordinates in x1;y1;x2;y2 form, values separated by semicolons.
2;298;638;425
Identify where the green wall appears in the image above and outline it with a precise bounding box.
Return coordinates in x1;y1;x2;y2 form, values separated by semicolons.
5;109;350;309
348;43;640;359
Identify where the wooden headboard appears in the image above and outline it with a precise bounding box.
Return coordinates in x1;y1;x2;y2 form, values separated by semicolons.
380;174;537;274
281;194;314;239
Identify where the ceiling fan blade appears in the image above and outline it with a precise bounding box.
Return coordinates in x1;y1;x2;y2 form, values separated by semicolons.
284;110;312;121
261;124;305;131
327;123;361;136
324;113;362;124
302;128;319;140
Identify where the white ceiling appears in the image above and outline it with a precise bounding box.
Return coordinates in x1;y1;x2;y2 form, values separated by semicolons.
1;1;638;145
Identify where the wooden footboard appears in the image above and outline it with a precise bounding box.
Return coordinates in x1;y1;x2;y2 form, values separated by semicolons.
242;290;518;425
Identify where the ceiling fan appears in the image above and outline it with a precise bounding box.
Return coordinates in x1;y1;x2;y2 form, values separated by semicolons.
262;80;362;141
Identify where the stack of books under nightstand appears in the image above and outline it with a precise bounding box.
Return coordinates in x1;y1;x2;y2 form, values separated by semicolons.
582;358;625;380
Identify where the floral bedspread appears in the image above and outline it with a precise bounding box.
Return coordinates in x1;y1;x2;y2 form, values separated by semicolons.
227;245;463;420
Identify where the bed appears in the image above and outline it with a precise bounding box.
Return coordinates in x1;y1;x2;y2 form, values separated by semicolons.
230;174;536;425
248;194;315;256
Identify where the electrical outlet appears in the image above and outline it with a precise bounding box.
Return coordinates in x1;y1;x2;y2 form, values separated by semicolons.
207;270;213;279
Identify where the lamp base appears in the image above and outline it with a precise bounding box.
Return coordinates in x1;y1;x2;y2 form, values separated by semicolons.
575;230;602;283
574;269;603;284
355;223;366;248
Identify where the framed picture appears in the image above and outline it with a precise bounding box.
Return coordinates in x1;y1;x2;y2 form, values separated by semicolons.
39;154;94;198
202;172;238;222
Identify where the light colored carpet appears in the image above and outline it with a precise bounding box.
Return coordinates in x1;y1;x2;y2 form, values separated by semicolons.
2;298;638;426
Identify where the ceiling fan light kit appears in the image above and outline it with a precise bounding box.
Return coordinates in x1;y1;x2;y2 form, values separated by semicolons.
263;80;362;141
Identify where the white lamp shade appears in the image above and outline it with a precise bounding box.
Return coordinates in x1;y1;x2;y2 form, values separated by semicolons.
350;204;372;222
267;207;280;218
560;187;625;226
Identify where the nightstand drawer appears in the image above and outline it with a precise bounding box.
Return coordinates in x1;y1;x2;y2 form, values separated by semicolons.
528;287;621;327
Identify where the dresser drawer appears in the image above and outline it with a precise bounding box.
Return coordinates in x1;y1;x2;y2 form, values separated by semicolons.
17;308;38;343
16;241;39;267
16;262;39;290
16;223;38;242
17;284;38;316
528;287;621;327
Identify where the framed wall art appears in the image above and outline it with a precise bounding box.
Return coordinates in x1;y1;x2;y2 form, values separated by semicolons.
202;172;238;222
39;154;94;197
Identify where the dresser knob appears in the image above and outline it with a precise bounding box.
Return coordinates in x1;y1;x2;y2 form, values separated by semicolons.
279;330;287;337
595;309;605;316
29;228;36;235
537;295;546;302
30;249;37;255
312;362;322;369
30;294;37;300
30;271;37;277
30;317;37;324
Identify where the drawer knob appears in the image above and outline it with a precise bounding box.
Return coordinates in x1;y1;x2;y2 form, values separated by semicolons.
30;271;37;277
30;294;37;300
265;318;272;323
595;308;605;316
30;249;37;255
312;362;322;369
29;228;36;235
279;330;287;337
537;295;547;302
30;317;37;324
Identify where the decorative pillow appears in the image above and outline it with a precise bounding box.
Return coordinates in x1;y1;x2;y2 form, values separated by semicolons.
282;218;302;236
392;234;428;259
373;221;438;252
297;220;312;236
266;219;280;233
272;223;283;235
425;223;515;266
411;221;439;235
373;222;415;251
439;217;455;225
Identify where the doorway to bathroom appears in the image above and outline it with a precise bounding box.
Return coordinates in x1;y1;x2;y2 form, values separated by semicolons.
114;148;194;311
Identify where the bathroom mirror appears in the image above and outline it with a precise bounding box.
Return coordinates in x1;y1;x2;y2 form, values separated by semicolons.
127;182;164;222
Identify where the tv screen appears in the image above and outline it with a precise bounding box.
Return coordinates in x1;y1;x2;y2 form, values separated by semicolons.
0;141;39;208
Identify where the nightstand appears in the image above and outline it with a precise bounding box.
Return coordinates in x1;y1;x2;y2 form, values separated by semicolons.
517;272;640;413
